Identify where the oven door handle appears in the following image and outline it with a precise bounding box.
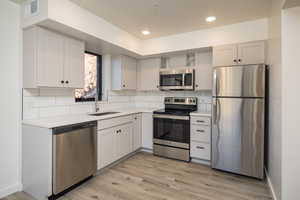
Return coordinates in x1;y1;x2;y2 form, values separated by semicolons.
153;114;189;121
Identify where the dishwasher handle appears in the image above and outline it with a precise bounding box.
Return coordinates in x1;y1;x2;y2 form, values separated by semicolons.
53;121;97;135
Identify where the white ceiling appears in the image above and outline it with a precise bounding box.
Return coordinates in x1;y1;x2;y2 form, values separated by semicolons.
71;0;272;39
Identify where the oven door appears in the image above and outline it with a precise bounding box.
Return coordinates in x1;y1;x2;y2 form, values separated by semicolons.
153;114;190;149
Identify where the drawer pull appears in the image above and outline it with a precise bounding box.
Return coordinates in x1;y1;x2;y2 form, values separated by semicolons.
196;130;205;133
196;146;205;150
197;120;205;123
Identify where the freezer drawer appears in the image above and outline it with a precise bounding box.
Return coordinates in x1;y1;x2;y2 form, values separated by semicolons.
212;98;264;179
213;65;265;97
53;122;97;195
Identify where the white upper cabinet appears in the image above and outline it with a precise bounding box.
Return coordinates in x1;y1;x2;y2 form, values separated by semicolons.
213;44;238;67
64;37;85;88
36;28;64;87
213;41;265;67
137;58;160;91
111;55;137;90
23;26;85;88
194;52;213;90
237;41;265;65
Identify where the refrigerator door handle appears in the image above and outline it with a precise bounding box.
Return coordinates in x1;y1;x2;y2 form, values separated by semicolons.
213;98;217;124
212;70;217;96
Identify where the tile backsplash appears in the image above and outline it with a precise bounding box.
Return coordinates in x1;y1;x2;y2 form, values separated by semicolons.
22;88;212;120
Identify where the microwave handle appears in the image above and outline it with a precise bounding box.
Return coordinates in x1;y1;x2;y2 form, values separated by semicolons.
182;74;185;87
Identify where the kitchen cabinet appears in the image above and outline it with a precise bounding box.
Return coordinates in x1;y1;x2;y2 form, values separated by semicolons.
63;37;85;88
190;116;211;162
213;41;265;67
237;41;265;65
111;55;137;90
116;123;133;159
97;127;116;169
23;26;85;88
194;52;213;90
97;114;142;170
98;122;133;169
141;113;153;150
133;114;142;151
137;58;160;91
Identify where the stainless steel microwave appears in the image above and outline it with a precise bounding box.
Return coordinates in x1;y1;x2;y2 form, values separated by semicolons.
159;68;195;90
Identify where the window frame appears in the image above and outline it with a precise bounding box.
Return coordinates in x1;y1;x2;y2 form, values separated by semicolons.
75;51;102;102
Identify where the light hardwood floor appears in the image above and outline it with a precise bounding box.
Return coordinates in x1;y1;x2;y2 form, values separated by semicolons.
2;152;273;200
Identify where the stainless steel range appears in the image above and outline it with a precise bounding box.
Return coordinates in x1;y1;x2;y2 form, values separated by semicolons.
153;97;197;162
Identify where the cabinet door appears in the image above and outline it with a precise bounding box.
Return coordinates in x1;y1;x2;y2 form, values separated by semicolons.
137;58;160;91
195;52;213;90
141;113;153;149
37;28;64;87
237;41;265;65
97;128;116;169
212;44;238;67
133;114;142;151
116;123;133;159
64;37;85;88
122;56;137;90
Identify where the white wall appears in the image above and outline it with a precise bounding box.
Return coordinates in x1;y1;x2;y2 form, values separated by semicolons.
267;0;285;199
281;6;300;200
142;18;269;55
0;0;22;198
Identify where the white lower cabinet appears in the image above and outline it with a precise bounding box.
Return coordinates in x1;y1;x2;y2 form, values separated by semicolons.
133;114;142;151
191;141;211;161
141;113;153;150
97;127;116;169
97;114;144;170
190;116;212;162
116;123;133;159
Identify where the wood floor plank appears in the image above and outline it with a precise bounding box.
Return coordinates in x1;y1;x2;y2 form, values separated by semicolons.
2;152;273;200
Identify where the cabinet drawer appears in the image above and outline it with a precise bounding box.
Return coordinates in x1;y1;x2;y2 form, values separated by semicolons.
98;115;133;130
191;116;211;125
191;142;211;161
191;125;211;143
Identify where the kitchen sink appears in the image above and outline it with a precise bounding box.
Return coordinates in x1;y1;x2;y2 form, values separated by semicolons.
89;112;120;116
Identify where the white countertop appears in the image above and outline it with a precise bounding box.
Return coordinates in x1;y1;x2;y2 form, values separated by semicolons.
190;111;212;117
22;107;159;129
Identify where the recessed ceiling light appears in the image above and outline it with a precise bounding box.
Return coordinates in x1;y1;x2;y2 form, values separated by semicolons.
142;30;151;35
206;16;216;22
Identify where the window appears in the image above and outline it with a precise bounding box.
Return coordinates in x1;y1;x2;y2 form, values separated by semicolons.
75;52;102;102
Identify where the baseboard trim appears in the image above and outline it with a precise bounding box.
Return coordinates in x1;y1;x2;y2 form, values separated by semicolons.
191;158;211;166
140;148;153;153
0;182;22;198
265;168;278;200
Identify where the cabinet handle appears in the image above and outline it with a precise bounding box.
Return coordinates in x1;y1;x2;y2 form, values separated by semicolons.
238;59;242;63
196;120;205;123
123;84;126;88
196;84;199;88
196;146;205;150
196;130;205;133
66;81;69;84
61;80;64;84
233;59;237;63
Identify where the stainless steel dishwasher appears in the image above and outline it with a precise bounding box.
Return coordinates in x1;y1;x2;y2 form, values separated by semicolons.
52;121;97;195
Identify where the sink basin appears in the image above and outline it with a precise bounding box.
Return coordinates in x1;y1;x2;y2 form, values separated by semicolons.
89;112;120;116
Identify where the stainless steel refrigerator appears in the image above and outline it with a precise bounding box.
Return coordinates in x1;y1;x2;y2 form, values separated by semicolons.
212;64;266;179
